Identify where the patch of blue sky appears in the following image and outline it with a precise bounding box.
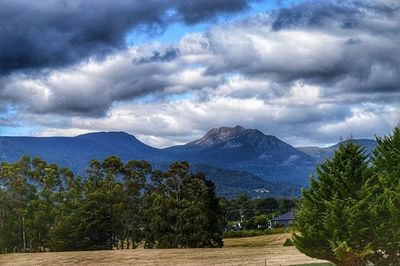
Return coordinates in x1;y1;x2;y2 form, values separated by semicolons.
0;125;39;136
157;22;209;44
0;105;16;117
0;106;40;136
165;92;194;101
125;0;307;46
131;91;194;104
126;22;209;46
0;106;16;124
132;94;157;103
248;0;307;16
223;72;240;79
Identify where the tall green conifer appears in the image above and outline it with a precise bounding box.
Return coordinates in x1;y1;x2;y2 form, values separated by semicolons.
368;126;400;264
294;142;373;265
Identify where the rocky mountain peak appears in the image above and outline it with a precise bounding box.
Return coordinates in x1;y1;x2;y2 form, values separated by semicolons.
189;125;261;146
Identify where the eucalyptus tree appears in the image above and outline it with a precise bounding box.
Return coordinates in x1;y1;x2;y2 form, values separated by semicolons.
143;162;224;248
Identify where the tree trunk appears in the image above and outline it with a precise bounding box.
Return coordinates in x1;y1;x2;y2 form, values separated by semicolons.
22;216;26;252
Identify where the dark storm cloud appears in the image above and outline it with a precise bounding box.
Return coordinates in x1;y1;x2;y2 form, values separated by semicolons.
271;0;400;34
271;1;360;31
0;0;258;74
136;48;180;64
0;46;223;117
0;0;164;74
1;0;399;130
205;0;400;98
175;0;254;24
270;0;400;96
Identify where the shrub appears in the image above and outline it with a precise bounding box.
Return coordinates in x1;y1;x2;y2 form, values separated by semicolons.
223;228;288;238
283;238;294;246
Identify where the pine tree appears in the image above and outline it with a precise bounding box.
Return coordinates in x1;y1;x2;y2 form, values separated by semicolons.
294;141;373;265
367;126;400;264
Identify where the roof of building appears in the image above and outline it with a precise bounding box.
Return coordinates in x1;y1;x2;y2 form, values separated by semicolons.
271;211;295;221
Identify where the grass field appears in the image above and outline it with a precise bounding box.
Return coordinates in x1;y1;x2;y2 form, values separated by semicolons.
0;233;329;266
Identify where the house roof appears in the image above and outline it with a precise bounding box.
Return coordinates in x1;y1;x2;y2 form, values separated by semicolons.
271;211;295;221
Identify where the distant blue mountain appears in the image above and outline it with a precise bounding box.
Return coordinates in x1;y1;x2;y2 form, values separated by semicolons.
164;126;316;184
0;132;163;174
297;139;376;163
0;126;377;198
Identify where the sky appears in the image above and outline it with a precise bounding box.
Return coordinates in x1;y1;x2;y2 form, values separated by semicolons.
0;0;399;148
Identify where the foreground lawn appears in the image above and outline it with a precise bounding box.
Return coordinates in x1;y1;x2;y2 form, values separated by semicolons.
0;234;328;266
292;262;335;266
224;232;291;248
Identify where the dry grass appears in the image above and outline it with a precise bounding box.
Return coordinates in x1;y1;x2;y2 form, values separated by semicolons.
224;232;291;247
0;234;328;266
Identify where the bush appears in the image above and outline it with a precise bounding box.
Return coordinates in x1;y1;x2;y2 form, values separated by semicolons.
223;230;262;238
223;228;288;238
283;238;294;246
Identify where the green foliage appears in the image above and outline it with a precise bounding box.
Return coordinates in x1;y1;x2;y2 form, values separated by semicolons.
283;237;294;246
294;141;373;265
253;214;269;227
223;230;264;238
366;126;400;264
295;126;400;265
143;162;224;248
222;195;298;230
0;157;224;252
222;228;287;238
0;156;64;252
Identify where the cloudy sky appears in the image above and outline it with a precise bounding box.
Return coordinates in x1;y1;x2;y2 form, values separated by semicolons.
0;0;399;147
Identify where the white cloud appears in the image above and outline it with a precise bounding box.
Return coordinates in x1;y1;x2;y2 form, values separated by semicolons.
318;105;400;140
1;0;400;147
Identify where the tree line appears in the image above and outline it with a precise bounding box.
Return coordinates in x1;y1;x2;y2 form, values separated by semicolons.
0;157;224;252
294;126;400;265
221;195;297;229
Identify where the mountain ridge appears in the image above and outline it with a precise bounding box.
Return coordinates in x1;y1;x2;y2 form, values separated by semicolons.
165;126;316;184
297;138;376;162
0;127;376;197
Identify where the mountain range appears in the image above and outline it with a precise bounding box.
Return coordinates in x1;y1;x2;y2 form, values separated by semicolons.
0;126;376;198
165;126;316;184
297;139;376;163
